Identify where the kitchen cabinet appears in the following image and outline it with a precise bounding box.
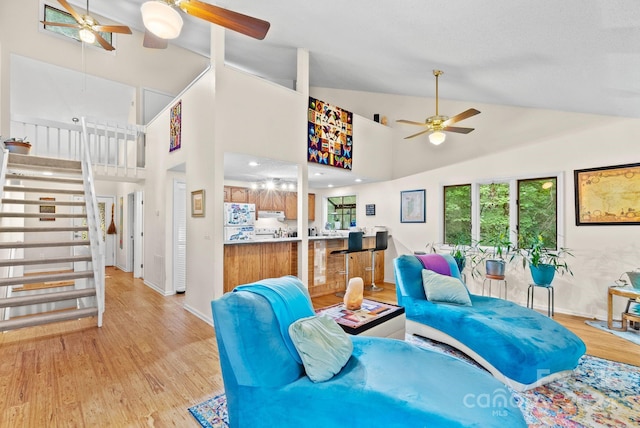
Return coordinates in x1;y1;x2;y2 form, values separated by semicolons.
258;189;285;212
224;241;298;292
284;192;316;221
224;186;249;203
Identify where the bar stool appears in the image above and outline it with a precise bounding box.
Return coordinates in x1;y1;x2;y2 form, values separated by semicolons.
330;232;364;296
364;230;388;292
482;274;508;300
527;283;554;317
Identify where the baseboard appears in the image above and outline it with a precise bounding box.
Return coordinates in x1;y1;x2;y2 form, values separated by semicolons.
184;303;213;326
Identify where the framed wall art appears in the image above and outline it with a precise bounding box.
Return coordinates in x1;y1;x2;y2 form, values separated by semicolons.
574;162;640;225
39;197;55;221
170;100;182;152
191;189;205;217
400;189;426;223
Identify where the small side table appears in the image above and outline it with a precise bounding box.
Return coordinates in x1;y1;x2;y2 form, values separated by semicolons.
607;286;640;330
482;274;508;300
315;298;405;339
527;283;554;317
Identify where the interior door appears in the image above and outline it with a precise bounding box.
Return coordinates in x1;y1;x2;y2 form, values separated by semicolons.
173;180;186;293
96;196;116;267
133;190;144;279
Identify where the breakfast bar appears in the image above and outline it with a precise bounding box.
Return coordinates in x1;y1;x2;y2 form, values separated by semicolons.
223;234;386;296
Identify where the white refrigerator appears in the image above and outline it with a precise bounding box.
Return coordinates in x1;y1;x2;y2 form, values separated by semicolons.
224;203;256;241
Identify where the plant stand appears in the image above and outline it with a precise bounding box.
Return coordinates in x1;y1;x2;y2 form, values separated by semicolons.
482;274;508;300
527;283;554;317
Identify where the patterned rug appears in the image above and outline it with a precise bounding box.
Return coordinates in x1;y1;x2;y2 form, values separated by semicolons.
189;335;640;428
585;319;640;346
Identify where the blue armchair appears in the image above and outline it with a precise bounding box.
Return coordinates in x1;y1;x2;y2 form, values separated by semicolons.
211;275;526;427
394;253;586;392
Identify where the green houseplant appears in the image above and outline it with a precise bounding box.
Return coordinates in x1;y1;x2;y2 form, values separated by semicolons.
482;232;514;278
521;234;573;286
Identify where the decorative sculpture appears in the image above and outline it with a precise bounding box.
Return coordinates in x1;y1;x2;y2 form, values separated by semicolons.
344;277;364;310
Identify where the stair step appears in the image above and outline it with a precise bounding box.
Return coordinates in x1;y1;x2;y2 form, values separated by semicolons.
0;212;87;219
2;198;85;206
0;226;89;233
7;154;81;172
3;186;84;195
0;288;96;309
5;173;84;185
0;255;93;267
0;307;98;332
0;270;94;287
0;240;89;249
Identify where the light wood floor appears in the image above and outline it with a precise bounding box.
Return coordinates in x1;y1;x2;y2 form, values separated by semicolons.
0;269;638;426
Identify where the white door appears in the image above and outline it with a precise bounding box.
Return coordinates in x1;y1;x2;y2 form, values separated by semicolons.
96;196;116;267
126;192;134;272
173;180;186;293
133;190;144;279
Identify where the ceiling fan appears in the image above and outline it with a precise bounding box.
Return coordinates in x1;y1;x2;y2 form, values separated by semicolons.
397;70;480;145
41;0;132;51
140;0;270;48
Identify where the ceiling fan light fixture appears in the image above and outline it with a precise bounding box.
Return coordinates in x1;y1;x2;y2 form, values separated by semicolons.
78;27;96;44
429;131;446;145
141;1;183;39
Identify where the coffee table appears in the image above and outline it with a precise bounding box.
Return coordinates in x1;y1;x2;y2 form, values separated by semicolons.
607;285;640;330
315;299;405;339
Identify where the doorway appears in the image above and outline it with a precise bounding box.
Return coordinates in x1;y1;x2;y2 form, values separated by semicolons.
173;179;186;293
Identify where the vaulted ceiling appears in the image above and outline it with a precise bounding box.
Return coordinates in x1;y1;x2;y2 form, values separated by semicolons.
73;0;640;118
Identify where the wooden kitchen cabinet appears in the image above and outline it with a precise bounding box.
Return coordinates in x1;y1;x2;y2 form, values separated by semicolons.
224;186;249;203
224;241;298;292
258;189;285;211
284;192;316;221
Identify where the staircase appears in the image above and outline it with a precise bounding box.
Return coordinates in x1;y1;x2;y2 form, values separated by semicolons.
0;152;104;332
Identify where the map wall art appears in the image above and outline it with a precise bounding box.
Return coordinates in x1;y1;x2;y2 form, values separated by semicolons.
308;97;353;170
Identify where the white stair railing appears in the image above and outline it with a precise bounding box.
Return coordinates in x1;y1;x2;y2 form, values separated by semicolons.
10;115;145;181
80;118;106;327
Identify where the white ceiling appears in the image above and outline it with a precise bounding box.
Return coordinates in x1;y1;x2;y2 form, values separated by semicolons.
77;0;640;119
28;1;640;188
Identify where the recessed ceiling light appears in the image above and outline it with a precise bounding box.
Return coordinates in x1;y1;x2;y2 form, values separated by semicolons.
314;172;323;176
328;184;334;188
355;178;362;182
42;171;54;176
248;161;259;167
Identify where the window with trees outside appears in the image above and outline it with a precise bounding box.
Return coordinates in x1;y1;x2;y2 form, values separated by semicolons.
43;4;113;48
326;195;356;230
443;176;560;250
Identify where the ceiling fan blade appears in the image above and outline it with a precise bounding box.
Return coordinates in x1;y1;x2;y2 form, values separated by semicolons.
93;25;132;35
396;119;427;126
443;108;480;127
92;30;115;51
404;129;431;140
41;21;80;28
143;30;169;49
180;0;271;40
444;126;475;134
57;0;84;24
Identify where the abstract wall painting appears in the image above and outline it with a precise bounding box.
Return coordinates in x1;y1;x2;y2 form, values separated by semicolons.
308;97;353;170
170;100;182;152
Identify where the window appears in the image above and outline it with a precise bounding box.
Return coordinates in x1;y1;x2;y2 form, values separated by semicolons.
43;4;113;48
443;184;471;245
326;195;356;230
443;175;561;250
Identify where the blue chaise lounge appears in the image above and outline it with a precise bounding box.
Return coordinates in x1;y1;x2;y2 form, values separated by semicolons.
394;253;586;392
212;276;526;427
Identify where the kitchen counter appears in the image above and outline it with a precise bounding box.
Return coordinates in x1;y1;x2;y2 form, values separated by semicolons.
224;234;389;245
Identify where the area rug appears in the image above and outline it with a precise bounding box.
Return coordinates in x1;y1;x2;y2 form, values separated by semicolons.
585;319;640;346
189;336;640;428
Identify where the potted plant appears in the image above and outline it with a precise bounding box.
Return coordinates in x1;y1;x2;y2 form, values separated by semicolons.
521;234;573;286
482;232;514;278
450;242;468;274
4;137;31;154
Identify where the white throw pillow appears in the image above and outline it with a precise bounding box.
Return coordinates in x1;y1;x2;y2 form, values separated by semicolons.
288;314;353;382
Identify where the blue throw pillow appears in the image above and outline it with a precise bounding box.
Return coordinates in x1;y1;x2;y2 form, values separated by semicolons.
422;269;472;306
288;314;353;382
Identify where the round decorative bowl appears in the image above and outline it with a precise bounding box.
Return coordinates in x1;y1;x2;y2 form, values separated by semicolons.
4;141;31;154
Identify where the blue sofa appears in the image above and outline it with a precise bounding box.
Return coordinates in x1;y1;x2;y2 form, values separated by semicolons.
394;253;586;392
212;276;526;427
